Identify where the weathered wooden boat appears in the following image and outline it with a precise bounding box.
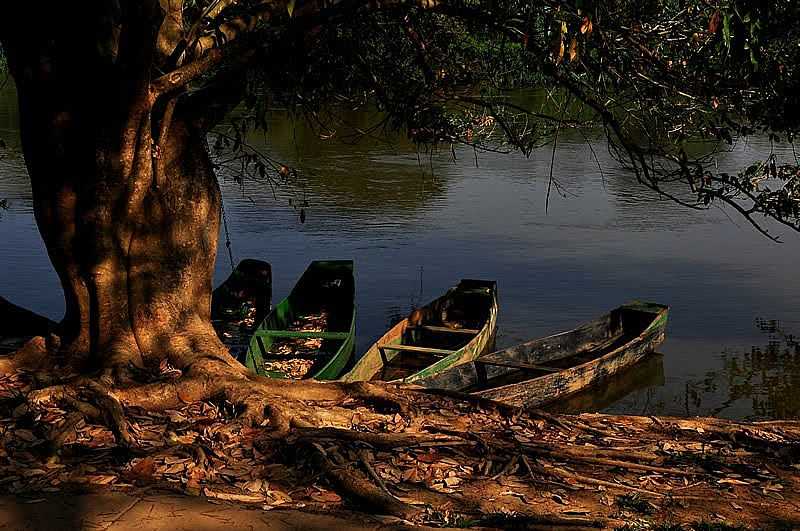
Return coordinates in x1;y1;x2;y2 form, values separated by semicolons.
212;259;272;326
0;296;57;354
544;353;665;414
211;259;272;360
242;260;355;380
413;301;668;409
339;279;498;383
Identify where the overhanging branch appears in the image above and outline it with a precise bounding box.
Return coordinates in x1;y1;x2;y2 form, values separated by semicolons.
154;0;468;100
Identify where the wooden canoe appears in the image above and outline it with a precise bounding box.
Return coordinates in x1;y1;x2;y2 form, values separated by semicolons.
413;301;668;409
0;296;56;354
212;259;272;327
211;259;272;361
339;279;498;383
545;353;665;414
242;260;355;380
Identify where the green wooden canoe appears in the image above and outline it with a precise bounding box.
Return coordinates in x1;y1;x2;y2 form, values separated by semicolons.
413;301;669;408
339;279;498;383
242;260;355;380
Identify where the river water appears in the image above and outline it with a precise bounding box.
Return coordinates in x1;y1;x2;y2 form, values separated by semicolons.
2;82;799;420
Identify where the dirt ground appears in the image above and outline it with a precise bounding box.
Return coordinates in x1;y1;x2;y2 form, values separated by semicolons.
0;491;420;531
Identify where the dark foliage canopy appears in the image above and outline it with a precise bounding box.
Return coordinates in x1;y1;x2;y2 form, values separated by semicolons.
4;0;800;238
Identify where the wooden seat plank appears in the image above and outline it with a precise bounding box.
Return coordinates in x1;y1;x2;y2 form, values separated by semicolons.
377;344;455;356
255;330;350;340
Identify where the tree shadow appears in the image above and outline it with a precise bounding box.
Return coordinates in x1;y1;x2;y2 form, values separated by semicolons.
0;295;57;354
2;491;89;530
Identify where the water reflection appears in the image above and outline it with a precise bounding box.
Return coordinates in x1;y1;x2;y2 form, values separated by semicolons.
2;82;800;420
601;320;800;420
695;319;800;420
220;109;448;234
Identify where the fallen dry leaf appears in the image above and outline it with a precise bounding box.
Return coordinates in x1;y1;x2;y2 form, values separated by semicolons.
310;490;342;504
125;457;155;483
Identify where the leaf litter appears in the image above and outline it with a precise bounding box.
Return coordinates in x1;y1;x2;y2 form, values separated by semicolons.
1;365;800;528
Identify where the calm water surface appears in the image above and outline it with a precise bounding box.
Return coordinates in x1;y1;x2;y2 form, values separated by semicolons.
2;83;799;420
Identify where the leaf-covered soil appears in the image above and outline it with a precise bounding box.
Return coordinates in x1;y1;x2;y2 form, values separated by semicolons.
0;491;421;530
1;365;799;530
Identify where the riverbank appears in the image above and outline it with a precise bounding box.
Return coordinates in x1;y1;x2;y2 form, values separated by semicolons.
2;352;799;530
0;491;410;530
1;298;800;529
0;296;55;354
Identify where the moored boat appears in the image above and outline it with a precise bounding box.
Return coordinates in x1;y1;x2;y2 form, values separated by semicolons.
211;259;272;360
242;260;355;380
544;353;665;414
339;279;498;383
0;296;57;354
413;301;668;408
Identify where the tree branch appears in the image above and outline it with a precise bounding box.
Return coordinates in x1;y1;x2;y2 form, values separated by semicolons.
179;67;251;130
151;37;257;99
156;0;185;66
187;0;475;66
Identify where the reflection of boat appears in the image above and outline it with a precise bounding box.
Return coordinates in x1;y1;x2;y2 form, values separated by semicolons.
544;353;665;414
415;301;669;409
340;280;498;383
242;261;355;380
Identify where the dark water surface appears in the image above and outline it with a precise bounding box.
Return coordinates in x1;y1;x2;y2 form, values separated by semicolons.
2;83;800;420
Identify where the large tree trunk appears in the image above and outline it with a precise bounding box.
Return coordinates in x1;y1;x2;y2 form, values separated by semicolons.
18;94;240;380
1;2;245;382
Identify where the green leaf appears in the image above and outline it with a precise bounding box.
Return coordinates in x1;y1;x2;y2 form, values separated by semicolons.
722;12;732;50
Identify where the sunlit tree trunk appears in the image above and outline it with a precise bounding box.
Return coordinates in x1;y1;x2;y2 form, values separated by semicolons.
2;3;241;380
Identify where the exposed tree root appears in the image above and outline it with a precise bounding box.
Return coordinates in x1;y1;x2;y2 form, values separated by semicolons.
544;465;665;497
525;445;698;477
294;427;466;449
0;336;49;375
47;411;85;450
3;339;800;529
313;443;424;521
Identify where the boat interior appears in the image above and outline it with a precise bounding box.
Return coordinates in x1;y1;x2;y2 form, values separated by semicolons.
250;261;354;378
372;280;496;381
455;304;662;392
289;262;355;333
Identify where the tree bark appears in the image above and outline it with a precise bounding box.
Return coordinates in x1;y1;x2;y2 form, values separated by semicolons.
2;9;243;381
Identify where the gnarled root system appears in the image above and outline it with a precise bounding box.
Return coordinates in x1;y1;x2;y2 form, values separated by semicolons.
2;336;800;529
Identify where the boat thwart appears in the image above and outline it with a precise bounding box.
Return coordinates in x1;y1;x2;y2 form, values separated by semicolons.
242;260;355;380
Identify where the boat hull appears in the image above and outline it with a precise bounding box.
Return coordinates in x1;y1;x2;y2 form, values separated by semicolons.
545;353;665;414
415;301;668;409
340;279;498;383
243;260;355;380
